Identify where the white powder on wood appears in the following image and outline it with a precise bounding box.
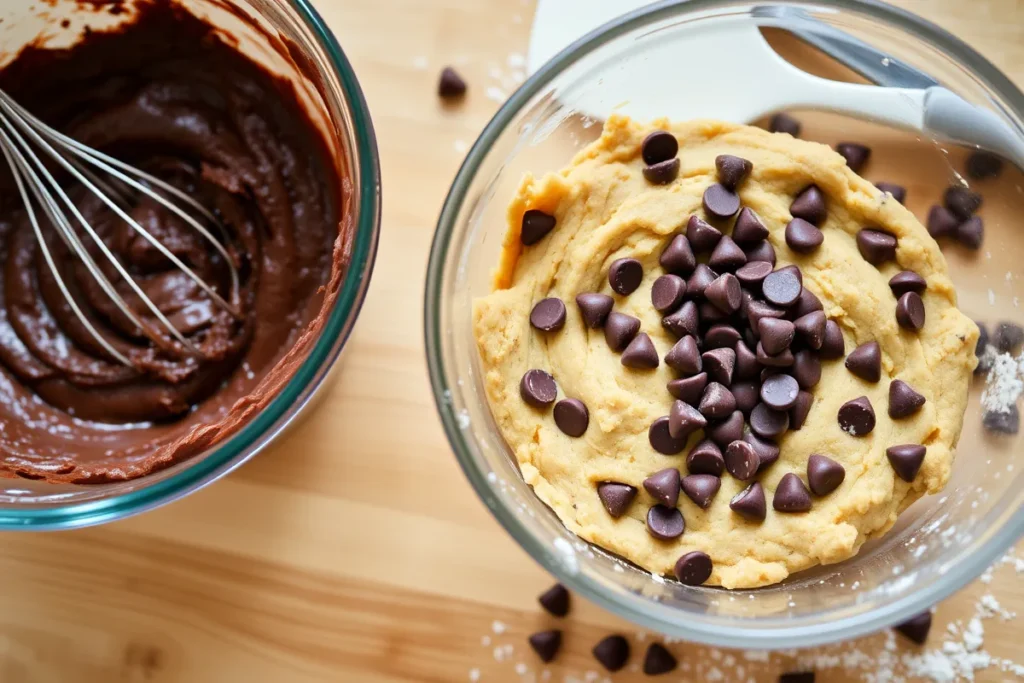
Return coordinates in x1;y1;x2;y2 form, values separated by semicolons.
981;349;1024;413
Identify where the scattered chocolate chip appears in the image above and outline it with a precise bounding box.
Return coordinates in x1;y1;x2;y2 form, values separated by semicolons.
789;390;813;430
792;350;821;389
780;672;816;683
538;583;571;617
889;271;927;298
886;444;926;482
554;398;590;437
699;346;735;385
807;454;845;496
687;263;719;299
670;400;707;440
876;181;907;204
660;234;697;276
748;299;787;332
605;312;641;351
773;472;812;512
983;406;1019;434
731;380;760;416
750;402;789;438
438;66;467;98
622;333;660;369
642;642;678;676
744;239;777;266
705;324;742;350
681;474;721;509
956;215;984;249
642;130;679;165
703;183;741;220
966;150;1004;180
663;300;700;339
756;342;794;368
857;228;898;265
785;218;824;253
790;185;827;225
708;238;746;274
528;630;562;663
732;208;769;246
944;185;982;219
576;293;614;328
647;504;685;540
792;287;823;318
846;341;882;382
704;274;742;314
649;416;689;454
531;298;567;331
994;322;1024;352
699;382;737;419
706;410;744;447
687;215;723;252
888;380;925;419
895;611;933;645
734;341;760;380
769;113;801;137
698;301;730;324
715;155;753;191
669;373;708;405
644;158;681;185
651;274;687;313
725;439;760;480
820;320;845;359
735;260;773;288
644;467;681;507
592;635;630;672
760;373;800;410
793;311;826;350
759;318;796;356
746;433;780;470
598;482;637;518
609;257;643;295
665;336;701;375
520;369;557;408
763;267;803;307
522;210;556;245
674;551;713;585
687;439;724;476
838;396;875;436
896;292;926;331
926;204;959;239
836;142;871;173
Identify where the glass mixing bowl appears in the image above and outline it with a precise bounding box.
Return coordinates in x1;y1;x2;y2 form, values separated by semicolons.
0;0;380;529
426;0;1024;648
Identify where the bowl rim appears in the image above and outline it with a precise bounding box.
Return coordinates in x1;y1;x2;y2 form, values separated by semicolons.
0;0;382;530
425;0;1024;647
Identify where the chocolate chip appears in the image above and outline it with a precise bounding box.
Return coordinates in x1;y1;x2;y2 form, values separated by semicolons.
709;241;746;277
845;341;881;382
730;482;767;521
705;324;741;350
820;320;845;359
769;113;801;137
876;181;907;204
538;583;570;617
888;380;925;419
773;472;812;512
698;301;730;325
660;234;697;276
438;66;467;98
715;154;753;190
674;551;712;585
664;336;700;375
760;373;800;410
725;440;760;480
944;185;982;219
994;322;1024;352
706;410;744;447
686;263;719;299
669;373;708;405
793;311;826;350
746;433;780;470
686;215;723;253
926;204;959;239
886;444;926;482
605;312;641;351
649;416;689;454
735;260;773;288
622;333;660;369
609;257;643;295
702;348;736;386
975;321;990;374
687;439;724;476
888;271;926;298
699;382;737;419
838;396;875;436
663;300;700;339
956;215;984;249
790;185;827;226
731;380;760;416
703;183;741;220
748;299;787;332
789;390;813;430
644;467;681;507
807;454;845;496
575;293;614;328
642;642;678;676
792;350;821;389
598;482;637;517
651;274;687;313
836;142;871;173
592;635;630;672
669;400;707;440
984;406;1019;434
744;239;776;266
792;287;823;319
554;398;589;437
520;369;556;408
647;504;685;540
750;402;789;438
642;130;678;165
522;210;556;245
856;228;898;265
644;158;680;185
758;318;796;356
896;292;926;330
734;340;760;380
732;208;769;245
966;150;1004;180
756;342;794;368
704;274;742;314
528;630;562;663
785;218;824;253
681;474;721;509
763;267;803;307
895;611;933;645
780;672;816;683
531;298;567;331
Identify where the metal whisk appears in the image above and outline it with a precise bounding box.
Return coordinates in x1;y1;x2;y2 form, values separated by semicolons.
0;88;241;367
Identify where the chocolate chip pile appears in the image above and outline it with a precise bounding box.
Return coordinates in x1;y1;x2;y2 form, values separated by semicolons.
516;129;936;587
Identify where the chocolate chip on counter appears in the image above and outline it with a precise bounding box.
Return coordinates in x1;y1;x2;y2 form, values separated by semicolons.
820;320;845;359
734;340;760;380
966;150;1004;180
730;482;767;521
975;321;991;375
687;215;723;253
994;322;1024;352
983;405;1019;434
705;274;743;313
876;181;907;204
622;333;660;369
592;635;631;672
608;257;643;295
888;380;925;419
644;158;681;185
702;348;736;386
956;215;984;249
670;400;707;440
598;482;637;518
530;298;567;331
438;66;467;98
647;505;685;540
856;228;898;265
663;300;700;339
538;583;571;617
886;444;926;482
926;204;959;239
896;292;926;331
674;550;713;585
748;299;787;332
732;207;769;245
681;474;721;509
769;113;801;137
731;380;760;416
735;260;773;288
520;369;557;408
744;239;777;266
660;234;697;276
554;398;590;437
889;271;927;297
650;274;686;313
746;433;780;470
794;311;826;349
725;439;760;480
605;312;641;351
779;672;816;683
699;381;737;419
807;454;845;496
669;372;708;405
762;267;803;307
895;611;933;645
644;467;681;507
642;130;679;165
944;185;982;219
705;324;741;350
845;341;882;382
838;396;875;436
708;236;747;273
789;390;813;430
687;438;724;476
836;142;871;173
687;263;719;299
750;402;790;438
706;410;745;447
790;185;827;226
792;350;821;389
521;209;557;245
665;336;702;374
758;318;796;356
576;293;614;328
703;183;741;220
649;416;689;454
756;342;794;368
760;373;800;410
716;154;753;190
642;642;678;676
792;287;823;318
528;630;562;663
785;218;824;253
773;472;813;512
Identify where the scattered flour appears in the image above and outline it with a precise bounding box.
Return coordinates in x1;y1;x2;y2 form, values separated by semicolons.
980;348;1024;414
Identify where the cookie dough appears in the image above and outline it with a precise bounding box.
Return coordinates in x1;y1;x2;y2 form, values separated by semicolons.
473;115;977;589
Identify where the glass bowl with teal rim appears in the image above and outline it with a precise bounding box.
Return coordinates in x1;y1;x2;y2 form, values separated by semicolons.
426;0;1024;648
0;0;380;529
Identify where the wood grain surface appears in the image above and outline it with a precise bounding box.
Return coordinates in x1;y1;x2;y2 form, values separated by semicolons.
1;1;1023;681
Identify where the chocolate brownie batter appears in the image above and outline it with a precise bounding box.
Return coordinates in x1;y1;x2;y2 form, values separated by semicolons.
0;3;347;483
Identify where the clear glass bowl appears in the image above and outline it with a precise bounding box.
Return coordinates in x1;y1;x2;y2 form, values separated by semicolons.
0;0;380;529
426;0;1024;648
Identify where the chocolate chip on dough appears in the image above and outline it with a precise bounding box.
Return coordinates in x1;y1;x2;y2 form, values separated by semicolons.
673;551;713;585
760;373;800;410
744;239;777;266
621;333;660;369
705;274;743;313
686;215;723;253
889;271;926;298
665;335;702;374
644;158;680;185
886;444;926;482
576;293;614;328
598;482;637;518
669;399;707;440
735;260;773;287
668;372;708;405
724;439;760;481
554;398;589;437
703;183;741;220
687;263;719;299
773;473;812;512
520;369;557;408
790;185;827;226
605;312;641;351
647;504;685;540
521;209;556;245
838;396;875;436
789;390;813;431
660;234;697;276
819;320;845;359
758;318;796;356
794;311;826;349
715;154;753;190
762;266;803;307
687;438;725;476
662;300;700;339
730;482;767;521
785;218;823;253
649;416;689;454
608;257;643;295
699;382;737;419
856;228;897;265
792;350;821;389
732;207;769;245
888;380;925;419
807;454;845;496
681;474;721;509
750;402;790;438
651;274;687;312
642;130;678;165
530;298;566;331
845;341;881;382
644;467;681;507
876;181;906;204
702;347;737;386
896;292;926;330
706;410;744;447
704;324;741;350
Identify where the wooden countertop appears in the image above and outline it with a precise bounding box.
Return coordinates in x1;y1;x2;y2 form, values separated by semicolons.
1;1;1023;681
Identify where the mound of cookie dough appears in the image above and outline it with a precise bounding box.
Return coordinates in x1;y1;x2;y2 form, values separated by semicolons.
473;115;977;589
